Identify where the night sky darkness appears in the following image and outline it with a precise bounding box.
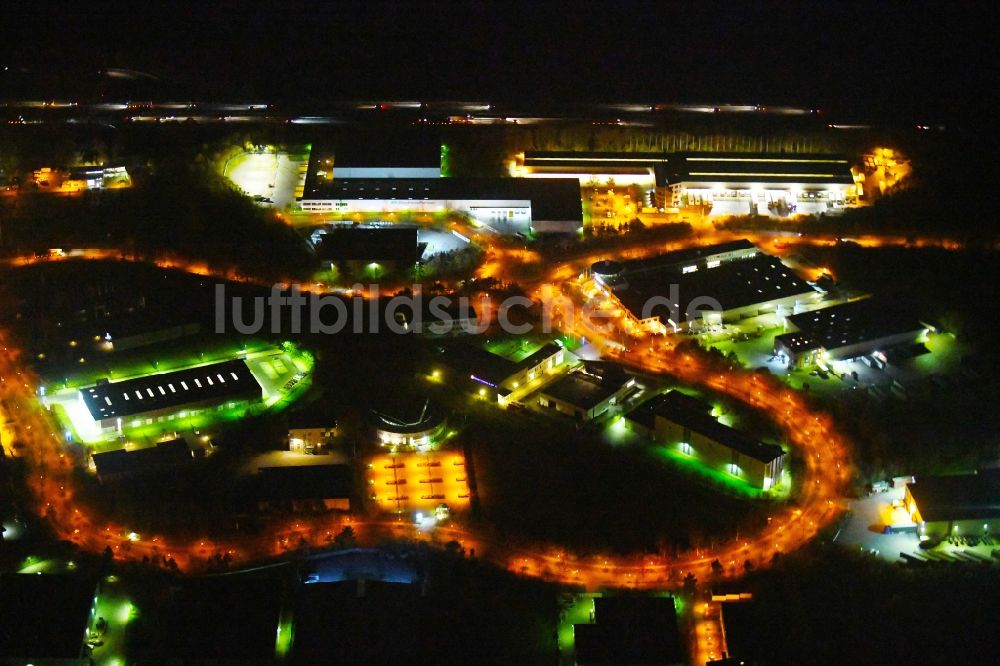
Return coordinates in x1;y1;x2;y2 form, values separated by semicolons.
1;1;995;125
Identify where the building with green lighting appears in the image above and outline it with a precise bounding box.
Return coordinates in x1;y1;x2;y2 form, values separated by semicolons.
905;471;1000;539
78;359;262;434
626;390;785;490
573;596;683;665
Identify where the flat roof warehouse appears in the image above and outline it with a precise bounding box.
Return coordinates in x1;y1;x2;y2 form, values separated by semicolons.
301;176;583;223
80;358;261;421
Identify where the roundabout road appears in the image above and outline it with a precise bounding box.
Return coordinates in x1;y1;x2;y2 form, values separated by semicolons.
0;236;858;589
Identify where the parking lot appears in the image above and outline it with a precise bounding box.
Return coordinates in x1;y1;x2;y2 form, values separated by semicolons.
366;451;471;514
224;149;308;209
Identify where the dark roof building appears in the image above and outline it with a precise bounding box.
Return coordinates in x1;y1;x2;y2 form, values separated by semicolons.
256;464;353;508
626;389;712;431
905;471;1000;524
312;225;422;263
92;437;192;480
614;254;815;330
662;152;854;187
574;596;684;665
780;297;926;362
650;391;784;464
0;574;97;663
80;359;262;428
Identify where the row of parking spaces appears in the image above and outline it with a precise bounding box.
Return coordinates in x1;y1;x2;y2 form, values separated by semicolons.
366;452;470;513
900;547;1000;566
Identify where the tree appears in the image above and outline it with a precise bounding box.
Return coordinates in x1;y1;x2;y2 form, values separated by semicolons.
333;525;356;549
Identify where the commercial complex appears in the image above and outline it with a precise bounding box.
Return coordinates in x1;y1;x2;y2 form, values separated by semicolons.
904;471;1000;539
591;240;819;333
436;341;567;404
626;390;786;490
536;361;638;421
774;297;927;367
517;150;857;216
300;176;583;233
78;359;262;433
660;152;856;214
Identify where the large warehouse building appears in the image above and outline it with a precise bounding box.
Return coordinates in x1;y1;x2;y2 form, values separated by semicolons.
661;152;856;215
516;150;858;216
79;359;262;433
591;240;820;333
300;176;583;234
774;297;927;367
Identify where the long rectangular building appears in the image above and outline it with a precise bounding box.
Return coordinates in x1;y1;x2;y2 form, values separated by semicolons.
300;177;583;234
79;359;262;432
516;150;858;216
905;471;1000;539
625;390;786;490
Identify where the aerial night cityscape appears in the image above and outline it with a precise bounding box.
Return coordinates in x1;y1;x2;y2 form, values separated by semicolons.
1;2;998;664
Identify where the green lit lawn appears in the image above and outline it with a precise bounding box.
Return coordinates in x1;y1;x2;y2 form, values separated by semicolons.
648;443;779;499
483;331;581;362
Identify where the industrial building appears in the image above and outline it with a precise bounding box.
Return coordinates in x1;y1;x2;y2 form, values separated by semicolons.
256;464;353;512
79;359;262;433
516;150;858;216
661;152;856;214
904;471;1000;539
316;133;443;179
536;361;638;421
300;176;583;233
310;224;423;264
573;596;684;666
591;240;819;333
92;437;193;481
0;574;99;664
774;297;927;367
625;390;786;490
436;341;567;404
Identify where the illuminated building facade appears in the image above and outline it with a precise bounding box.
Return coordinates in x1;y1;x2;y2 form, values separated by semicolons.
626;390;785;490
905;471;1000;539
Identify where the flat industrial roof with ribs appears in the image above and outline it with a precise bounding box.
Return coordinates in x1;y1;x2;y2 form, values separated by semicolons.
907;471;1000;523
80;358;262;422
616;254;814;322
782;297;925;351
